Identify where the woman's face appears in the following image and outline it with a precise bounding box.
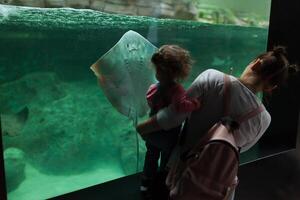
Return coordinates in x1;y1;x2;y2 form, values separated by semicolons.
262;81;278;93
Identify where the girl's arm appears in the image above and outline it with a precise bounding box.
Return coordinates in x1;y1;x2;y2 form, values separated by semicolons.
146;84;157;108
136;84;159;138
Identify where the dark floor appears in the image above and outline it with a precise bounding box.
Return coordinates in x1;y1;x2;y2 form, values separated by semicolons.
54;116;300;200
56;146;300;200
236;150;300;200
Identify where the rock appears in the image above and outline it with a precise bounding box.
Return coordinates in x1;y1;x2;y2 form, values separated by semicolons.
136;0;155;7
1;0;45;7
20;94;106;174
104;2;137;16
44;0;66;8
137;6;154;17
4;147;26;193
163;0;174;5
0;72;66;114
11;84;130;175
20;72;67;107
21;0;45;7
1;72;133;175
106;0;133;5
90;0;105;11
2;0;199;21
174;2;198;20
155;3;175;18
65;0;90;9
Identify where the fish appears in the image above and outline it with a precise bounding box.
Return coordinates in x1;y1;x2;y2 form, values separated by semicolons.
90;30;157;121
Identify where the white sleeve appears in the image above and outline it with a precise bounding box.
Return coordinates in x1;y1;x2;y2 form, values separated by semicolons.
187;69;220;98
156;104;189;130
156;69;217;130
240;110;271;153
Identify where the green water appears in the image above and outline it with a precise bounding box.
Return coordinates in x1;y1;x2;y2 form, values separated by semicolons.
0;5;269;200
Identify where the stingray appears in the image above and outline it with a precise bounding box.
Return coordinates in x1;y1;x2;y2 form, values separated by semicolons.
90;30;157;122
90;30;157;171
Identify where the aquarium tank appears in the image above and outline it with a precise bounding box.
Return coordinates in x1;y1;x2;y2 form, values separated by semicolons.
0;0;272;199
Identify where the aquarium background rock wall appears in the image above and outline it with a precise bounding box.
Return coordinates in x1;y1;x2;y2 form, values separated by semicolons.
0;0;270;26
0;1;271;200
0;0;198;20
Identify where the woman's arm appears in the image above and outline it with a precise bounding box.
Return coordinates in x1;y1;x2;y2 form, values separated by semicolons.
136;103;190;137
136;116;161;137
136;69;212;137
172;85;201;112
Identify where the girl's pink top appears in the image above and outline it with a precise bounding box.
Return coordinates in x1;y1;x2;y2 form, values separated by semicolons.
146;83;200;113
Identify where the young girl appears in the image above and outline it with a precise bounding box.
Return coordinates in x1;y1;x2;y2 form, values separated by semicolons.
140;45;200;198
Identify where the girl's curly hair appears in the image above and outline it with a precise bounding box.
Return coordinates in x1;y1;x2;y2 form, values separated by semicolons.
151;45;193;82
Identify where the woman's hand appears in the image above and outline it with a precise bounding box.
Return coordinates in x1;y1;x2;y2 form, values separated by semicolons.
136;116;161;138
136;123;147;140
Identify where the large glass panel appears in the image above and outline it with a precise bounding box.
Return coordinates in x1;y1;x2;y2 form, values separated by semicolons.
0;0;271;199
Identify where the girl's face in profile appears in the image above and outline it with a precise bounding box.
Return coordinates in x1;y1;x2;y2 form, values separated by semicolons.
155;66;163;82
155;66;171;83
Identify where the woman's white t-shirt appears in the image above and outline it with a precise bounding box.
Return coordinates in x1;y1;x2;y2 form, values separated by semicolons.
156;69;271;153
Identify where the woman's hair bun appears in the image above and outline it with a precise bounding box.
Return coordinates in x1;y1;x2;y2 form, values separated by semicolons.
288;64;300;74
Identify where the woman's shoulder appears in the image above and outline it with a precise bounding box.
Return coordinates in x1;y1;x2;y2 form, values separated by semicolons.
201;69;224;76
197;69;228;87
199;69;227;80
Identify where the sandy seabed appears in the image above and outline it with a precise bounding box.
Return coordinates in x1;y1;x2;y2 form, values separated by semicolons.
8;161;125;200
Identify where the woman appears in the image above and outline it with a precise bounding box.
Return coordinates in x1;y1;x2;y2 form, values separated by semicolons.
136;46;294;199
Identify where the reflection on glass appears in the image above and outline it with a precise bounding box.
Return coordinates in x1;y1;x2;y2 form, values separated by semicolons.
0;0;271;199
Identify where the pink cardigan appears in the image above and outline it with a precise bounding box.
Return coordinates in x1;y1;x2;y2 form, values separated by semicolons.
146;83;200;113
